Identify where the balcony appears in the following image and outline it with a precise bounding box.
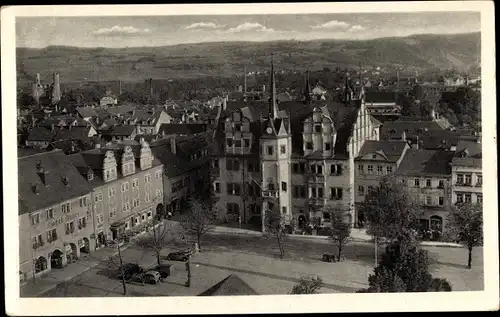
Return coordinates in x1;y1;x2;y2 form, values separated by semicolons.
308;197;326;206
307;174;325;183
261;190;279;198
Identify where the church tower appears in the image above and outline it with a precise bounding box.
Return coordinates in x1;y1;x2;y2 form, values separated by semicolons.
260;54;292;232
303;69;312;104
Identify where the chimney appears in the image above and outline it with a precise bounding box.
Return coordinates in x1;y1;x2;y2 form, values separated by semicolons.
119;80;122;95
95;143;101;149
401;130;406;141
149;78;153;97
237;85;243;93
51;124;55;131
52;72;61;105
262;84;266;93
36;163;49;186
170;135;176;155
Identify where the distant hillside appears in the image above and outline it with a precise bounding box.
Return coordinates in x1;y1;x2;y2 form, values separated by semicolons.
17;32;480;86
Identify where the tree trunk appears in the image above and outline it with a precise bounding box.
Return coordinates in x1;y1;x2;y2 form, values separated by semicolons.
117;244;127;295
197;234;201;252
337;242;342;261
156;251;161;265
277;234;284;259
468;246;472;269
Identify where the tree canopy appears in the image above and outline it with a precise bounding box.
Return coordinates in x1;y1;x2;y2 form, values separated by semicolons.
358;230;452;293
445;203;483;269
363;176;423;239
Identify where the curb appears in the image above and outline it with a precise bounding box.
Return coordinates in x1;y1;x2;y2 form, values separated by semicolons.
210;230;464;248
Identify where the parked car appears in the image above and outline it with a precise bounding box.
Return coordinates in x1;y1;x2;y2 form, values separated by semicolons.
143;270;161;284
322;253;336;263
154;264;172;279
117;263;144;281
166;251;190;262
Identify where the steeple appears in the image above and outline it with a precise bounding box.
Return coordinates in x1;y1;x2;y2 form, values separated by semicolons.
344;69;352;103
243;64;247;95
304;69;312;103
269;53;278;119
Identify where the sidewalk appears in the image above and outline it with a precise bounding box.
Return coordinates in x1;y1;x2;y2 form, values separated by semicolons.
207;222;463;248
20;245;128;297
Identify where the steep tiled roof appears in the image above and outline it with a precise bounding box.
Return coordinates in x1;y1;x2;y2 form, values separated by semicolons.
27;127;57;142
365;91;397;103
198;274;258;296
18;150;92;215
70;142;163;187
396;149;454;176
18;147;47;158
150;134;210;177
54;126;92;142
159;123;207;136
381;120;445;139
99;125;136;136
76;107;98;118
451;140;482;168
355;140;408;162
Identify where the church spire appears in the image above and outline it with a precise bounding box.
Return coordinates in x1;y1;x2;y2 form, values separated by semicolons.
269;53;278;119
304;69;312;103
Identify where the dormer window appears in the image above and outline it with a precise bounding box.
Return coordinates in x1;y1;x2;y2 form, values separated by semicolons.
315;125;321;133
62;176;69;186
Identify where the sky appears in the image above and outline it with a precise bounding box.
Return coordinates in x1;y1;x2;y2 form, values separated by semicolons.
16;12;481;48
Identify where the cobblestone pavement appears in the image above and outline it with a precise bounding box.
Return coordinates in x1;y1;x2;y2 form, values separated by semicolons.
39;232;483;297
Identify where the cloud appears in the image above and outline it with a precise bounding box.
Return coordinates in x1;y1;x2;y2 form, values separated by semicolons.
349;24;365;32
184;22;225;30
92;25;151;36
310;20;351;30
226;22;274;33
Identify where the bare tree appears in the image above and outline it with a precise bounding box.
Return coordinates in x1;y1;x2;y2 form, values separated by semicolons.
135;218;181;265
327;207;351;261
180;197;216;251
264;208;288;259
101;241;129;295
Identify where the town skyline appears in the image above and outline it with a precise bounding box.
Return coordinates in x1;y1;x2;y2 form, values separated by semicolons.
17;12;481;48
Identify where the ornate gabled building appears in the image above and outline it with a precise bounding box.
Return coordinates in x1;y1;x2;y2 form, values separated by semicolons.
69;139;164;245
210;56;381;231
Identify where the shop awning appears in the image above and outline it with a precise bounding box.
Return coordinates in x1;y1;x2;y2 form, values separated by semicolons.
110;221;126;228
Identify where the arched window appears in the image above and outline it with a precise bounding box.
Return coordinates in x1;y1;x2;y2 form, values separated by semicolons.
35;256;48;273
430;215;443;232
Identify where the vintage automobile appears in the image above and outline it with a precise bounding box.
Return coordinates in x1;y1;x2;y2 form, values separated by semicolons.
117;263;144;281
322;253;337;263
154;264;172;279
166;251;190;262
143;270;161;284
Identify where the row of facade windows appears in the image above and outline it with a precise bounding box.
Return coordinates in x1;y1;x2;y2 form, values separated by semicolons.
292;163;343;175
401;178;446;189
31;217;87;249
357;164;393;175
456;173;482;186
226;138;251;148
456;193;482;204
30;200;85;226
304;142;333;151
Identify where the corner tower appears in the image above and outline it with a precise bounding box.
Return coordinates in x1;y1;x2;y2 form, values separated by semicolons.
260;54;292;232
